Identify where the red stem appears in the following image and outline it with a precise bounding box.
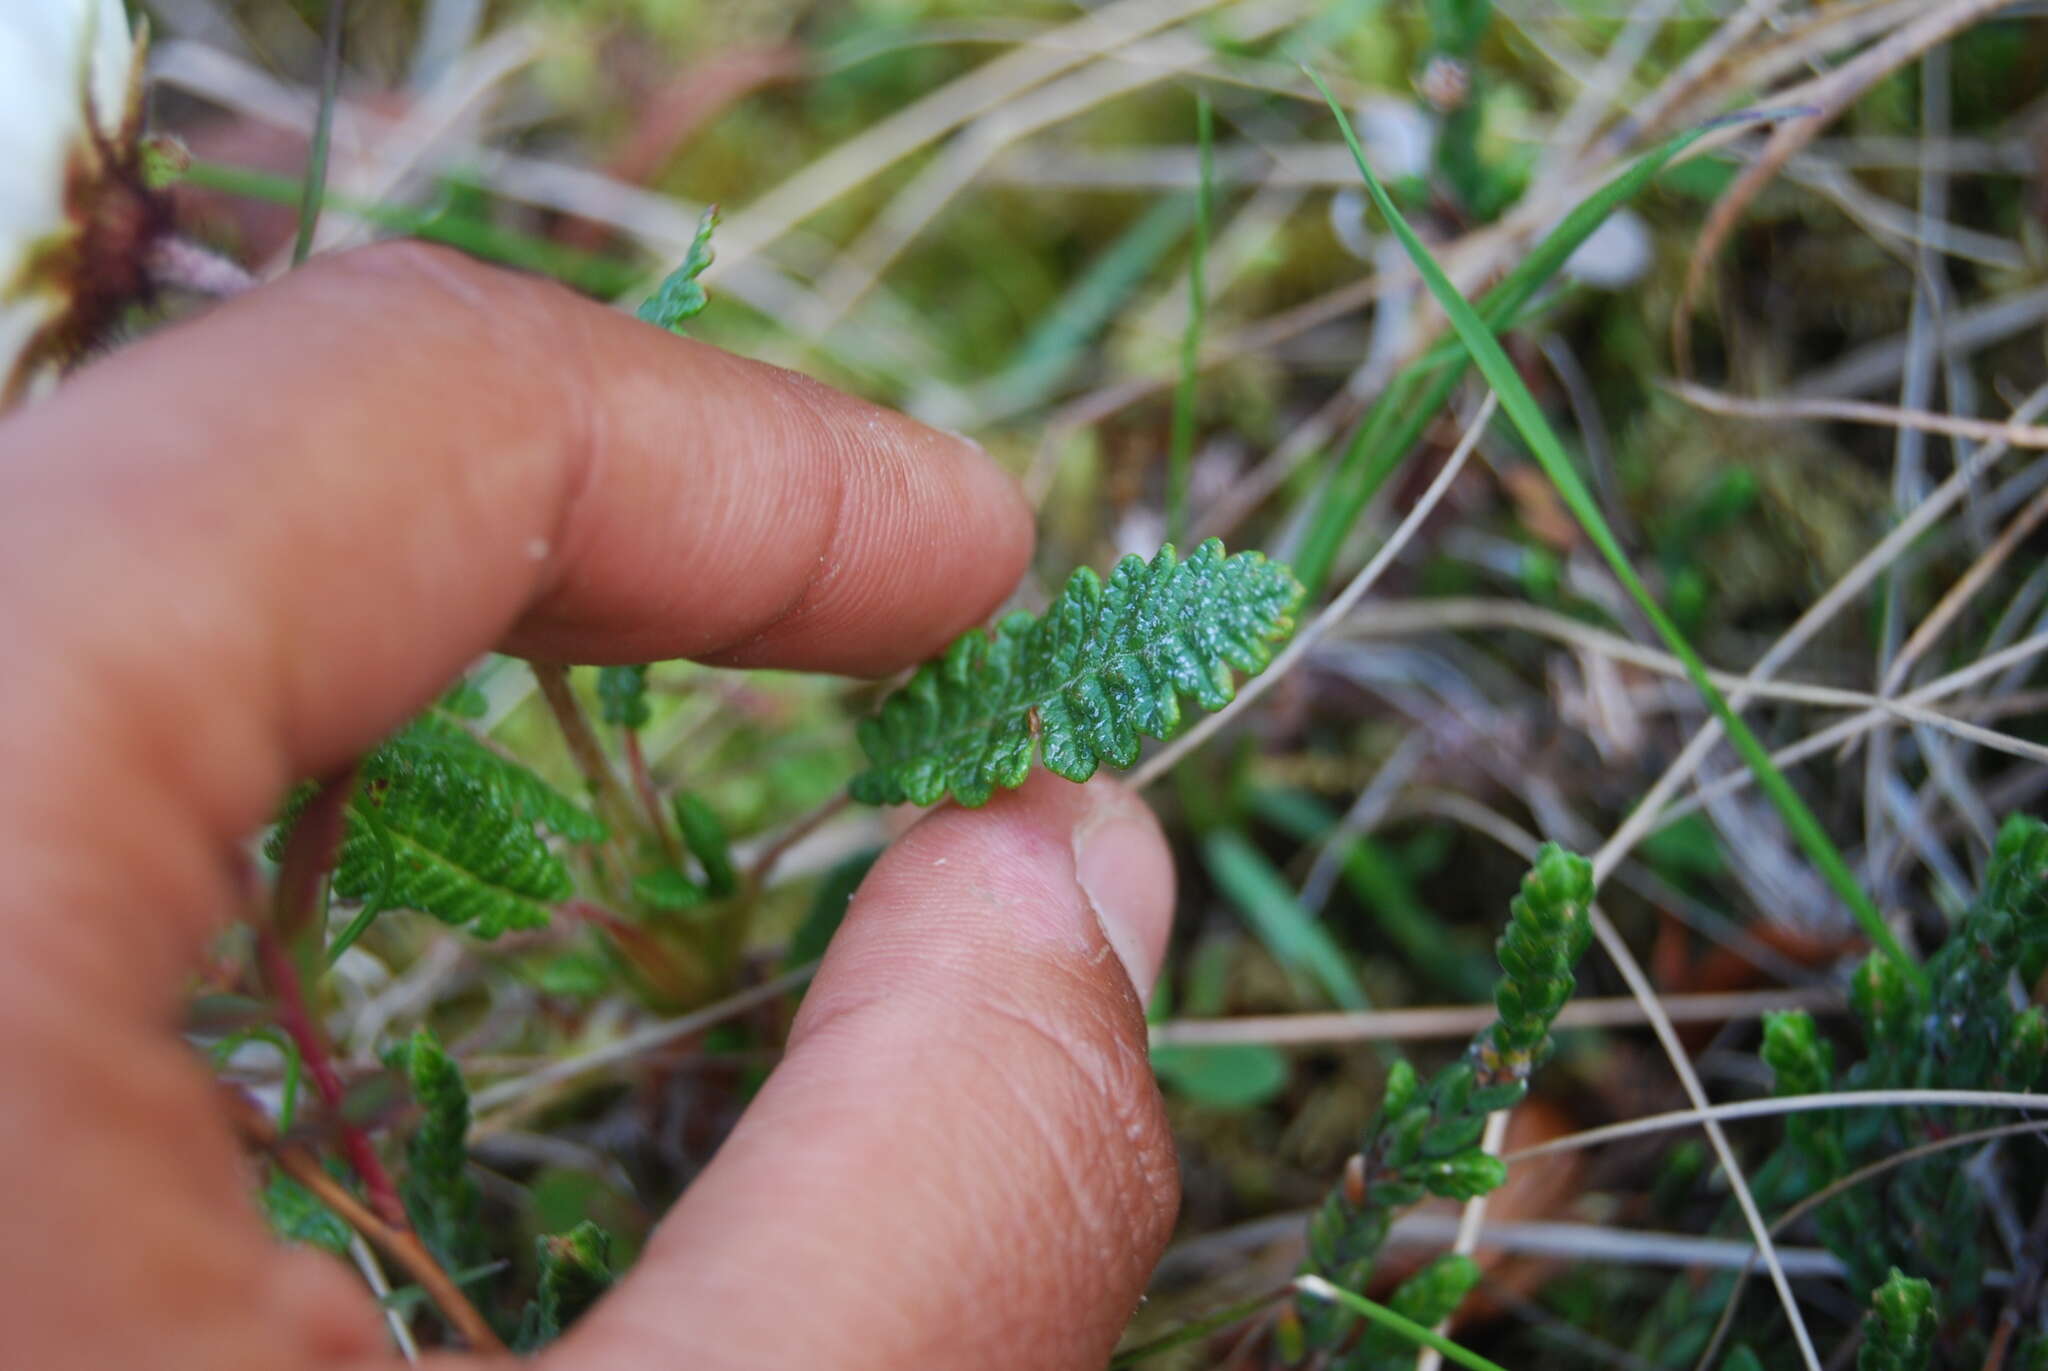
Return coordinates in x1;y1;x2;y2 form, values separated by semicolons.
256;922;408;1227
272;767;355;939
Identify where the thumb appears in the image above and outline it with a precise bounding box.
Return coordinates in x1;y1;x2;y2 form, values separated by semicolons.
547;772;1179;1371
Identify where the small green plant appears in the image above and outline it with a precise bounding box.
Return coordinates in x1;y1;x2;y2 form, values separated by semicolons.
516;1222;616;1351
1859;1271;1939;1371
1284;844;1594;1366
1728;816;2048;1367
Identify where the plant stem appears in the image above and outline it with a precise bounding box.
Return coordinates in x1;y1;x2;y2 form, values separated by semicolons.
254;922;406;1227
564;899;711;1007
182;159;641;296
745;791;851;893
294;0;348;265
531;663;641;844
622;729;683;870
273;768;357;942
1294;1277;1511;1371
222;1089;504;1353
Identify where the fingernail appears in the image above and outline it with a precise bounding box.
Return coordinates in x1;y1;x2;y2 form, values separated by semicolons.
1074;809;1171;999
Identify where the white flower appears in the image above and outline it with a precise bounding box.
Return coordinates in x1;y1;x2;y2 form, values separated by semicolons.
0;0;147;406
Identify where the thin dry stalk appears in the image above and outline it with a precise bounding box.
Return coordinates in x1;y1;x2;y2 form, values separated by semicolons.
1591;383;2048;885
1130;392;1497;790
1882;481;2048;696
1674;0;2021;372
1333;598;2048;768
468;962;817;1119
1149;987;1841;1048
224;1090;504;1353
797;0;1305;336
1672;381;2048;452
1652;632;2048;833
1506;1090;2048;1163
707;0;1235;274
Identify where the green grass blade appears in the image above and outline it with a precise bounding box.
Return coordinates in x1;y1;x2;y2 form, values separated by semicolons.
983;193;1197;417
1202;829;1369;1011
1293;120;1714;595
293;0;348;265
1306;68;1920;986
1295;1276;1513;1371
1253;788;1493;999
186;160;645;297
1166;93;1214;547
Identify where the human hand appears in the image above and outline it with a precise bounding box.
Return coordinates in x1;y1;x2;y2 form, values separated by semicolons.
0;243;1179;1370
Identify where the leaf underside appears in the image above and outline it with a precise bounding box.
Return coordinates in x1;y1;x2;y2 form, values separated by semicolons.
850;538;1303;808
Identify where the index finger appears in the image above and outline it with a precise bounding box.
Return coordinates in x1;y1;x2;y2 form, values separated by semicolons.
0;240;1030;997
0;240;1029;819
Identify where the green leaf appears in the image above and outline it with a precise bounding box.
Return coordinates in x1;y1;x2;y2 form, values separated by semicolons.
1351;1255;1482;1371
635;207;718;335
1858;1270;1938;1371
275;715;605;939
633;866;708;913
1480;843;1593;1075
516;1221;615;1351
1151;1042;1290;1109
786;849;879;970
1307;69;1920;992
596;665;651;729
261;1166;352;1255
851;539;1301;808
1203;829;1370;1011
672;793;737;897
1761;1010;1833;1098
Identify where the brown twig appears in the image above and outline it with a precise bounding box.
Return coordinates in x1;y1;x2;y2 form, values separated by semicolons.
223;1089;505;1353
531;661;641;841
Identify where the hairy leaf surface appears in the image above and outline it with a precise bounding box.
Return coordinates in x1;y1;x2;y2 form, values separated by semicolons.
850;539;1302;808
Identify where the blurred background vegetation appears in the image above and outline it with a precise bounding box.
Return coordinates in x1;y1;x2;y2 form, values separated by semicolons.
148;0;2048;1365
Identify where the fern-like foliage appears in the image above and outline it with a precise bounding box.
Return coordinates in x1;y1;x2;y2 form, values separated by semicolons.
270;714;605;939
635;206;717;335
1750;813;2048;1361
1290;844;1593;1366
850;539;1302;808
392;1029;485;1277
1859;1270;1939;1371
516;1221;615;1351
